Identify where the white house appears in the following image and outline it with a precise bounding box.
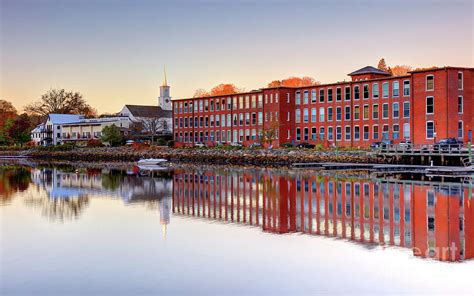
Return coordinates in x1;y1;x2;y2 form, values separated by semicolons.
43;114;84;145
59;116;131;144
30;123;45;146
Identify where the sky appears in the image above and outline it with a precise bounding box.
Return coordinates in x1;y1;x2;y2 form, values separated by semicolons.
1;0;473;114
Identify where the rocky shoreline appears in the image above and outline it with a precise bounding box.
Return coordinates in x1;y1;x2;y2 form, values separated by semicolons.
0;147;385;167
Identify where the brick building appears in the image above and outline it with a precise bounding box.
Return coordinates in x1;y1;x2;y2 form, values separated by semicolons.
173;66;473;148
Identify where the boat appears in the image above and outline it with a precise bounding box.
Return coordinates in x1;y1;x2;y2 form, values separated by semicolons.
137;158;168;166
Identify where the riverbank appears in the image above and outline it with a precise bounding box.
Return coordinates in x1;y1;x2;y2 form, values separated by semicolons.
0;146;382;167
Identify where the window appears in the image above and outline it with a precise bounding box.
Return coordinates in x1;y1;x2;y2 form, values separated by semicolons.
311;127;317;140
258;95;263;108
373;83;379;98
295;109;301;123
336;87;342;101
393;81;399;97
328;89;333;102
287;111;290;122
363;126;369;140
393;103;399;118
319;89;325;103
382;103;389;119
372;104;379;119
311;90;317;103
286;93;290;103
458;72;463;90
363;85;369;99
303;108;309;123
403;102;410;118
345;86;351;101
458;96;463;113
458;121;463;138
336;107;342;121
296;91;301;105
403;80;410;96
426;97;434;114
403;123;410;139
336;126;342;141
344;106;351;120
258;112;263;125
296;128;301;141
426;121;434;139
328;107;333;121
393;124;399;139
303;90;309;104
311;108;317;122
363;105;369;120
373;125;379;140
354;126;360;140
426;75;434;91
319;127;325;140
382;82;389;98
345;126;351;140
303;127;309;141
354;106;360;120
328;127;334;140
354;86;360;100
319;107;325;122
382;124;389;140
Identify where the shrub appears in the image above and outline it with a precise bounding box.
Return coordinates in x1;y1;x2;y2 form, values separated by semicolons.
314;144;324;151
87;139;103;147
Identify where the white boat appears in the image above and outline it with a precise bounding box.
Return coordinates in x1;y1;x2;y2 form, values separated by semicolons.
137;158;168;166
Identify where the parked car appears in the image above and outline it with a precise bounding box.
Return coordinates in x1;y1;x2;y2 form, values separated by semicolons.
399;139;412;149
434;138;463;151
249;142;262;148
370;139;393;149
296;142;315;149
194;142;205;148
282;142;294;148
230;142;243;147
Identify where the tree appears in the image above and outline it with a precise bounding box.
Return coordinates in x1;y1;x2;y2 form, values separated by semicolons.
142;117;169;143
0;118;14;145
209;84;241;96
193;89;209;98
8;113;32;146
268;76;319;88
0;100;17;114
259;122;280;146
391;65;412;76
377;58;389;72
101;124;122;146
24;89;96;118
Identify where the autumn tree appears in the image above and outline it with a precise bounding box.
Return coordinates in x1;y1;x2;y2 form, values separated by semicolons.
25;89;96;118
377;58;389;72
209;84;241;96
8;113;32;146
0;100;17;115
193;89;209;98
267;76;319;88
391;65;412;76
259;122;280;146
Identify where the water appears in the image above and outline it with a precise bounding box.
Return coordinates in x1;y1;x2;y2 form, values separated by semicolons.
1;162;473;295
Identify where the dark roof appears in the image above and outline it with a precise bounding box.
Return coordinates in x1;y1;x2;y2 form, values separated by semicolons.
125;105;172;118
348;66;391;76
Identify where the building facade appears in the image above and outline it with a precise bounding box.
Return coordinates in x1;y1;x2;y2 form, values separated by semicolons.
59;117;131;144
172;66;473;148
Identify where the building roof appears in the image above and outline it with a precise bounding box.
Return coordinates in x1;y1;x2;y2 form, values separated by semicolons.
48;114;84;124
31;123;44;133
125;105;172;118
348;66;391;76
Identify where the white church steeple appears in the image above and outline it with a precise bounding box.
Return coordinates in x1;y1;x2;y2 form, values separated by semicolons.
158;68;172;110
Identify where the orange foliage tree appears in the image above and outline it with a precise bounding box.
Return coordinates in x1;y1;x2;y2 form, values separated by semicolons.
193;84;242;98
267;76;319;88
391;65;412;76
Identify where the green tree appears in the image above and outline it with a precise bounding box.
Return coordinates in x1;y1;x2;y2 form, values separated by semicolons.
8;113;32;146
0;118;14;145
101;124;122;146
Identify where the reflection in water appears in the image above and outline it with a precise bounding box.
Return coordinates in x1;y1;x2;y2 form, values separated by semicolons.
0;166;31;205
24;167;172;228
172;168;474;262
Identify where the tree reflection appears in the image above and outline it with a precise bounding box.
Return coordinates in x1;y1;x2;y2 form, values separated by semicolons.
23;191;90;222
0;166;31;205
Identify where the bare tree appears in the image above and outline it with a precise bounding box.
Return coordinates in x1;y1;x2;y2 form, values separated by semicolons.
24;89;96;118
259;122;280;146
141;117;168;143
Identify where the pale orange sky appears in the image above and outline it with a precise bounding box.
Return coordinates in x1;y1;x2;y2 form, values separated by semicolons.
1;0;473;114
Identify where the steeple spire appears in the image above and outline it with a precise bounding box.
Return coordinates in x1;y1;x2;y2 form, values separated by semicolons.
163;67;168;86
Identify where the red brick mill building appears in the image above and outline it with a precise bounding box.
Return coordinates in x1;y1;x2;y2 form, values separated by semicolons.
173;66;473;148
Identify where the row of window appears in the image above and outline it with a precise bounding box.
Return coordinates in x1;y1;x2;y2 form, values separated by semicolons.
174;112;279;128
175;129;278;143
296;81;410;104
294;124;410;142
426;120;464;139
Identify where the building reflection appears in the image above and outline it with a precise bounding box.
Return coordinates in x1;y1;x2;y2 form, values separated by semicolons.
29;168;172;231
172;168;474;262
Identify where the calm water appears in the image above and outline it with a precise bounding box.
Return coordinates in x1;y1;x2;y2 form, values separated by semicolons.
1;162;474;295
